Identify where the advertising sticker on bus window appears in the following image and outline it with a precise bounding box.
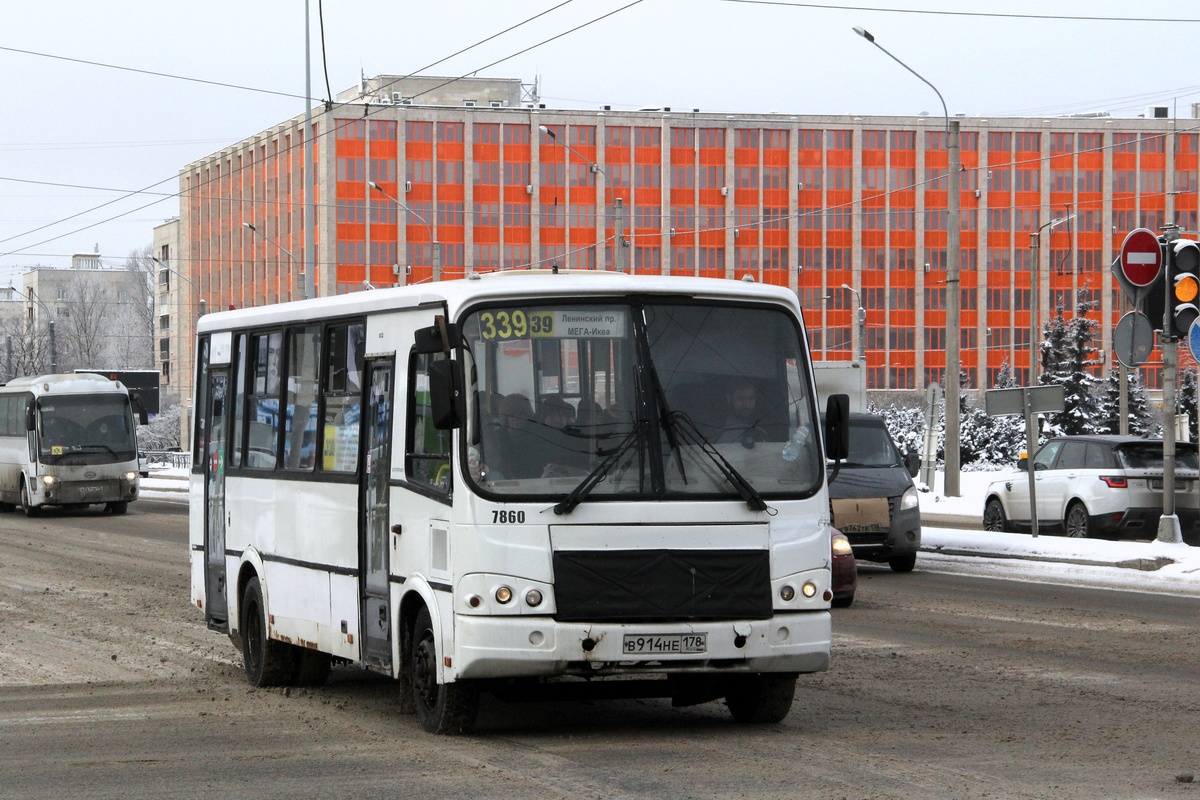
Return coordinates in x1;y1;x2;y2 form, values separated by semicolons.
476;309;627;341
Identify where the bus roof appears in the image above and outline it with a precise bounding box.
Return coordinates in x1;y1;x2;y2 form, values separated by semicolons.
2;373;128;396
196;272;802;334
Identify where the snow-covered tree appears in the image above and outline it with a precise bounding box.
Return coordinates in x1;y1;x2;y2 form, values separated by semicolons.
1099;368;1155;437
1039;294;1103;436
1181;367;1198;443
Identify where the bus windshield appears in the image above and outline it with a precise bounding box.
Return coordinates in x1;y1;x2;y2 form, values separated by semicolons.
462;299;822;504
38;394;137;463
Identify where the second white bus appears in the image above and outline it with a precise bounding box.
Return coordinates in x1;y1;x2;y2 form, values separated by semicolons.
0;373;144;515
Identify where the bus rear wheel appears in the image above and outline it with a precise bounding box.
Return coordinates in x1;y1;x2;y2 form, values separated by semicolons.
240;576;295;687
725;673;797;724
410;607;478;734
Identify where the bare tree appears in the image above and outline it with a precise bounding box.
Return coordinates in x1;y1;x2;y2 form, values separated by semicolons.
0;313;52;379
120;245;155;368
56;272;111;371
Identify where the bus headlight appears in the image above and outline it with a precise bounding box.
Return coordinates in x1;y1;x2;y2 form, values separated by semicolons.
495;586;513;604
41;475;58;486
801;581;818;598
123;471;138;482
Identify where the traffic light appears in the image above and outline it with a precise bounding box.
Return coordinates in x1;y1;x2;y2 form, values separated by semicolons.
1168;239;1200;338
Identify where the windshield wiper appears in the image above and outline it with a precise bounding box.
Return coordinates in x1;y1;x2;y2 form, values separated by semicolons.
666;411;767;512
553;422;645;515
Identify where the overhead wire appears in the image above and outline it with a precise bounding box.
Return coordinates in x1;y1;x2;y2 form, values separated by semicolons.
0;0;624;260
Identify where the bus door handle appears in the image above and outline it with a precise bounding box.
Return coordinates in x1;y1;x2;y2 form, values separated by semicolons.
390;524;402;535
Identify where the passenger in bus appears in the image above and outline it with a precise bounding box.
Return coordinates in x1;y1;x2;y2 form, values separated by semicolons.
486;393;539;479
538;396;593;477
537;395;575;430
467;446;501;484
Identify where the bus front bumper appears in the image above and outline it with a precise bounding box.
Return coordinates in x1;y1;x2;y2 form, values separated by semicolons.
451;611;831;681
36;477;138;505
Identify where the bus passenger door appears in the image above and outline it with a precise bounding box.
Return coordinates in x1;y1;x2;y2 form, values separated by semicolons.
361;360;394;670
203;369;229;628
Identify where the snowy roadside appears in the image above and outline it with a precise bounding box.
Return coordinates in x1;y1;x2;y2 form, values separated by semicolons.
915;469;1200;596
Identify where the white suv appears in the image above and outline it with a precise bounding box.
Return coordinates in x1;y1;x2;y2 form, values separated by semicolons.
982;435;1200;541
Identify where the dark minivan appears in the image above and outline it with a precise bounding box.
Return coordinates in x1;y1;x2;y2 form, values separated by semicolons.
826;412;921;572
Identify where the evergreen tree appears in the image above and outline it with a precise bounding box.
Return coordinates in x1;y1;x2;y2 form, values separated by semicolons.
1100;369;1156;436
978;361;1027;465
1039;294;1103;436
1180;367;1198;442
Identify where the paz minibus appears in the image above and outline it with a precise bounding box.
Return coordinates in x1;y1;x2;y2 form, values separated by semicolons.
189;271;848;733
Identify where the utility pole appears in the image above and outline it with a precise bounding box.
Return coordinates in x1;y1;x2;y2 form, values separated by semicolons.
944;119;962;496
1160;223;1183;543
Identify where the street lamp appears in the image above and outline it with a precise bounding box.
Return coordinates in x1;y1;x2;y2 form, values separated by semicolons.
11;286;56;374
243;222;302;299
854;24;962;496
1028;212;1077;385
367;181;440;281
841;283;866;363
538;125;626;273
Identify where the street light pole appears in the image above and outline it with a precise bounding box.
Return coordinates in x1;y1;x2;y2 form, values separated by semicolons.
368;181;440;281
841;283;866;363
243;222;299;297
539;125;626;272
15;286;57;374
854;25;961;495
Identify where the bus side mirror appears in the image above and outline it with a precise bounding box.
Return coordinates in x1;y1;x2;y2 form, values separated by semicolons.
25;404;35;432
414;316;461;355
428;359;464;430
824;393;850;461
130;392;150;425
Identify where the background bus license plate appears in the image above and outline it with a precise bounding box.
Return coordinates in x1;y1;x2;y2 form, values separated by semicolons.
623;633;706;655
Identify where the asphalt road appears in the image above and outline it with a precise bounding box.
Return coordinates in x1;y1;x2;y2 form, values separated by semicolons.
1;502;1198;799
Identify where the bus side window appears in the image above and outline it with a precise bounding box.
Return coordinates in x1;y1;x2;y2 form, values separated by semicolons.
407;351;452;496
321;322;364;473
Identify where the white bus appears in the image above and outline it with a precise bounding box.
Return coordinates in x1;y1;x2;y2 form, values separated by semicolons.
0;373;145;516
189;272;848;734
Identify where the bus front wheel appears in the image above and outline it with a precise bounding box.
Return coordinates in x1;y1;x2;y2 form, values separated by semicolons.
107;501;128;515
20;483;39;518
240;576;295;687
725;673;797;724
410;607;478;735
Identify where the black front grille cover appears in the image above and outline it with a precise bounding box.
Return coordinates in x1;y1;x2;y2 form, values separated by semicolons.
552;549;773;623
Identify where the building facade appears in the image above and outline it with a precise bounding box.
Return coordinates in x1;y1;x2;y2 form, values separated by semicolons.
175;76;1197;410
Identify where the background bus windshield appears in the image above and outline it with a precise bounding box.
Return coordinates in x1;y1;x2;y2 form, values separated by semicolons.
38;395;136;462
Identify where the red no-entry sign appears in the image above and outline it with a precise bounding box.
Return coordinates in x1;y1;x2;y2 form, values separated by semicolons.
1119;228;1163;287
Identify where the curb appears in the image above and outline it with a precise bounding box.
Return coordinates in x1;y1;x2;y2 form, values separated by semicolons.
921;545;1176;571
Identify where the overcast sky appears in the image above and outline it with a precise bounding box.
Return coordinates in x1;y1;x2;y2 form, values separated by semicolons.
2;0;1198;279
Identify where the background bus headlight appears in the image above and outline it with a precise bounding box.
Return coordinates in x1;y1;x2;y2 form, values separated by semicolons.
123;471;138;482
41;475;58;486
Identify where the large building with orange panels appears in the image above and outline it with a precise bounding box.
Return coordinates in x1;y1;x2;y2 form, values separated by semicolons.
176;76;1197;409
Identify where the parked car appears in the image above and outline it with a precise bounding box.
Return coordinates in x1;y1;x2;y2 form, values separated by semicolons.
137;450;149;478
982;435;1200;541
831;529;857;608
826;412;922;572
